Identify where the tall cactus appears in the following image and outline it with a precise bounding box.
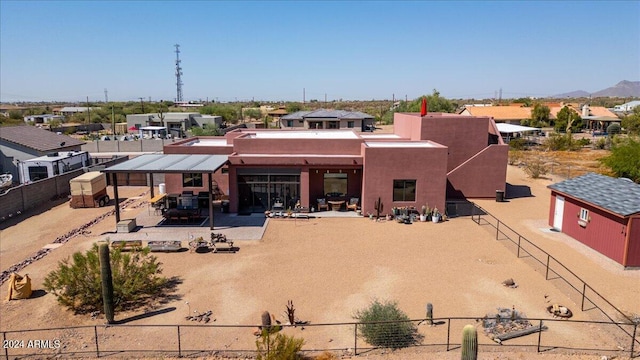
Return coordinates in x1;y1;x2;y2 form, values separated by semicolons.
426;303;433;325
374;197;383;220
461;324;478;360
99;243;115;324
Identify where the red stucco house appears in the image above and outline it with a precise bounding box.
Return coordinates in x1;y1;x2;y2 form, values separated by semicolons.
548;173;640;268
161;111;508;216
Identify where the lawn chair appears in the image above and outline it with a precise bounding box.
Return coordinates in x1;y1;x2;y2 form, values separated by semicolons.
346;197;359;211
317;198;329;211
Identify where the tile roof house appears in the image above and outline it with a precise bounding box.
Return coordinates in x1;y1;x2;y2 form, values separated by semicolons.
0;125;85;180
548;173;640;268
459;105;532;124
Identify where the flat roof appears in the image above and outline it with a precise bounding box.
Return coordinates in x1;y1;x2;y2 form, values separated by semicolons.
495;123;539;133
360;134;401;139
184;139;229;146
103;154;228;173
248;130;359;139
24;150;87;162
365;141;436;148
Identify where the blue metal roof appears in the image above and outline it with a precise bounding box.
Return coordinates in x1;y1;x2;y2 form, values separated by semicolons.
103;154;228;173
548;173;640;217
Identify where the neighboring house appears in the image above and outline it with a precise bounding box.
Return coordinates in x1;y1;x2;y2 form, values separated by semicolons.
126;112;223;138
550;105;620;131
53;107;100;116
548;173;640;268
0;125;85;182
613;100;640;113
158;111;507;215
24;114;65;125
459;105;532;125
280;109;375;131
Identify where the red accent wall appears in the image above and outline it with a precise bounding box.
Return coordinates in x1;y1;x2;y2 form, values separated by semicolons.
550;191;629;266
361;143;448;215
626;217;640;267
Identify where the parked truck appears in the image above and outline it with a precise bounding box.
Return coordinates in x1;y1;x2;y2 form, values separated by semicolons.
69;171;110;208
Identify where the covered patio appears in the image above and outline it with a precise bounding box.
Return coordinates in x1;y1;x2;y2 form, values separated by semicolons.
103;154;229;230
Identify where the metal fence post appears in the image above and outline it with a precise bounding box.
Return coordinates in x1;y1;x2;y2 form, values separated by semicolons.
630;322;637;358
3;331;8;360
517;235;521;258
537;320;543;352
446;318;451;351
354;323;358;356
545;255;550;280
581;283;586;311
496;221;500;240
94;326;100;358
177;325;182;358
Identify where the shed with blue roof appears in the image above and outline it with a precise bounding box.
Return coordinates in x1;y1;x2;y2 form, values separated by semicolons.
548;173;640;268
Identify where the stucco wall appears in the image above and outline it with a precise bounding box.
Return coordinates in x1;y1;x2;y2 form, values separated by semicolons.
361;143;448;215
232;136;362;156
625;217;640;267
446;144;508;198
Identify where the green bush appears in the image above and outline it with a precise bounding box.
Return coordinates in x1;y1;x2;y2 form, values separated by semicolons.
600;137;640;183
353;299;420;349
43;243;168;314
255;331;304;360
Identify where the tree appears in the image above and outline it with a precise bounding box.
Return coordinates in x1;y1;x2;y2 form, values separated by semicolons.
191;123;223;136
243;108;262;121
622;107;640;135
554;106;582;133
600;137;640;183
43;243;169;314
353;299;420;349
286;103;303;113
529;104;550;127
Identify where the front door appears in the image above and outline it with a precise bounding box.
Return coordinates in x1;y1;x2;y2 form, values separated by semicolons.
553;196;565;231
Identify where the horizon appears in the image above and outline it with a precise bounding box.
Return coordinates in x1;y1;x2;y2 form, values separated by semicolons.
1;1;639;103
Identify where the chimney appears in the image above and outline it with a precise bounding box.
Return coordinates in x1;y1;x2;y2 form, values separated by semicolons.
582;104;589;118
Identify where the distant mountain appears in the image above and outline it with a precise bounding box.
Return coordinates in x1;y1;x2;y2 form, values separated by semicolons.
554;80;640;98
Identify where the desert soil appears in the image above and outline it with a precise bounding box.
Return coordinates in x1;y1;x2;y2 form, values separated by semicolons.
1;164;638;360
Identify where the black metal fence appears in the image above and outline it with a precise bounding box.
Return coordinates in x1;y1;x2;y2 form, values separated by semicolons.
470;202;639;356
2;317;637;359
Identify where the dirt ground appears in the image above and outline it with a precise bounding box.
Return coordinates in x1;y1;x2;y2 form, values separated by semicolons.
1;165;638;360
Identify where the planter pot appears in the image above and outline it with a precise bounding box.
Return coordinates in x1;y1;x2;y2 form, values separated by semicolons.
432;215;440;223
420;215;427;222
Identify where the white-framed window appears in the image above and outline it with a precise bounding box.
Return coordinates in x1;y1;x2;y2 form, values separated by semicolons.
579;208;589;222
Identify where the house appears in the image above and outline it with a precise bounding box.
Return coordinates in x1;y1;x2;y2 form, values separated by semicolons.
24;114;65;125
458;105;532;125
53;107;100;116
280;109;375;132
126;112;223;138
153;111;507;215
550;104;620;132
0;125;85;182
548;173;640;268
613;100;640;113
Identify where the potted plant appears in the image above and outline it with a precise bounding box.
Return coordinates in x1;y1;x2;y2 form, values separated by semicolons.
431;207;441;223
420;205;428;222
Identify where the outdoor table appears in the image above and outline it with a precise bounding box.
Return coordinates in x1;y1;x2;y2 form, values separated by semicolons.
328;200;345;211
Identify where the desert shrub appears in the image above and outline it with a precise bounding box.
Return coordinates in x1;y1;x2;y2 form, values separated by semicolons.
508;149;523;165
576;138;591;147
508;138;527;150
607;123;621;135
43;243;168;313
255;331;304;360
544;133;569;151
353;299;420;349
594;137;607;149
523;157;549;179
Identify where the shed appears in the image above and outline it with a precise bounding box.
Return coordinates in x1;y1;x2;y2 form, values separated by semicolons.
548;173;640;268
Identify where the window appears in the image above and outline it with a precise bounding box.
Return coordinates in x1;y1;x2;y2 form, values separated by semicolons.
579;208;589;222
286;120;293;127
183;173;203;187
393;179;416;202
327;121;339;129
347;121;354;128
324;173;347;197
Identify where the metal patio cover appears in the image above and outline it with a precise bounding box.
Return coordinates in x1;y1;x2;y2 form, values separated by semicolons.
103;154;229;174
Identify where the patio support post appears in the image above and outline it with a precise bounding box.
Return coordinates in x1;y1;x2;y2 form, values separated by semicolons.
208;173;214;230
112;173;120;223
149;172;155;199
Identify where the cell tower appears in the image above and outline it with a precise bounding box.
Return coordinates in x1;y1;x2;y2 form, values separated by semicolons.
174;44;183;102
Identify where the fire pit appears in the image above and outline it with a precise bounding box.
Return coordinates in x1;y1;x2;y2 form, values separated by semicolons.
482;307;546;344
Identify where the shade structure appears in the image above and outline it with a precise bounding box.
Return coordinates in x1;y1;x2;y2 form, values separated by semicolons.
420;97;428;116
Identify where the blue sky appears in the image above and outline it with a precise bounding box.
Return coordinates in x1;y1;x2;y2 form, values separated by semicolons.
1;1;639;103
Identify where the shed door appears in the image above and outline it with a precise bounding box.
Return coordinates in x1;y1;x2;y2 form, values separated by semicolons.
553;196;565;231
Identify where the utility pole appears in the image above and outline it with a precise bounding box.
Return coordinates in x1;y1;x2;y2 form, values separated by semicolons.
324;93;327;105
139;97;145;113
111;106;115;136
303;88;305;104
86;96;91;124
104;88;108;103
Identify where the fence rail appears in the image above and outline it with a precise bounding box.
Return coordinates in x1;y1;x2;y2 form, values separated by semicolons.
2;317;637;359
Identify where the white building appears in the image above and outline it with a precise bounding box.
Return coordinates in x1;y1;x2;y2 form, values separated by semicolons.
18;150;90;184
613;100;640;113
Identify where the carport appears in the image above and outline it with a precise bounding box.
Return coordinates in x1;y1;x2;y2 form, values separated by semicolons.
103;154;229;230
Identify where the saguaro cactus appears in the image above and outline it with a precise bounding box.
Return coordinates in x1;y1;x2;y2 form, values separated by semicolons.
99;243;115;324
426;303;433;325
461;324;478;360
261;310;272;331
374;197;383;220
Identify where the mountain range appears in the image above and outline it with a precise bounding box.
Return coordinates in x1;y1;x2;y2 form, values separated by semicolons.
554;80;640;98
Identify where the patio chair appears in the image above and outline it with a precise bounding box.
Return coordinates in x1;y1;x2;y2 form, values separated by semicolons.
317;198;329;211
346;197;359;211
